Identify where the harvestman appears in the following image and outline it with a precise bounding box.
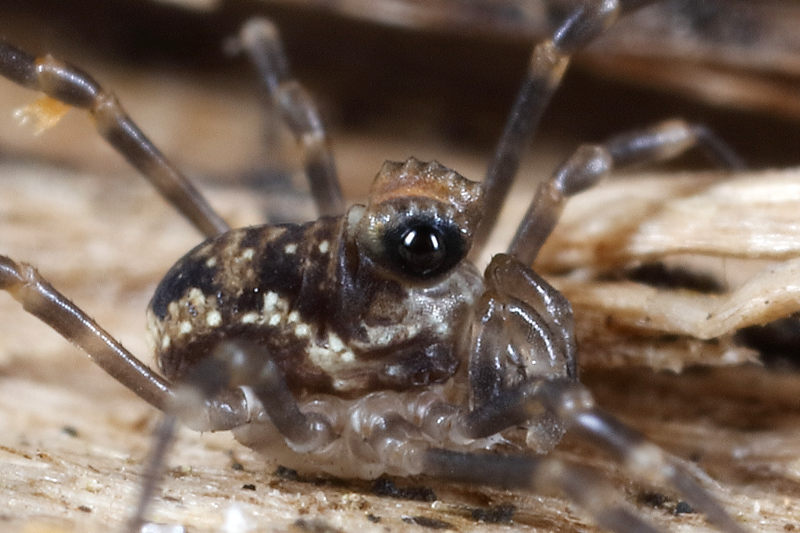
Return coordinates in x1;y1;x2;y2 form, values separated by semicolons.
0;1;748;531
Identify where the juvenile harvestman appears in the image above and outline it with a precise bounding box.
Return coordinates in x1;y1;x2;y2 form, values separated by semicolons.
0;1;749;532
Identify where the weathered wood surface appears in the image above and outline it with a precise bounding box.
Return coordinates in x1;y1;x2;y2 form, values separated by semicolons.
2;161;800;533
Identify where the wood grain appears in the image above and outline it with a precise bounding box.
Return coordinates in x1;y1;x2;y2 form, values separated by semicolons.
2;158;800;533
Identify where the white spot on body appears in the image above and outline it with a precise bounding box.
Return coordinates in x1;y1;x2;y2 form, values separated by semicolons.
268;314;281;326
160;335;171;350
318;240;330;254
385;364;403;377
240;248;255;261
185;288;209;318
287;310;299;323
284;243;297;254
295;323;310;337
263;292;279;312
309;346;340;374
205;256;217;268
327;332;356;362
328;333;345;352
241;312;259;324
187;288;207;304
206;310;222;327
308;331;357;380
179;321;193;335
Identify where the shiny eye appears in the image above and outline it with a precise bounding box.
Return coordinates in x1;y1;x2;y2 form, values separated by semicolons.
384;218;465;279
398;225;446;275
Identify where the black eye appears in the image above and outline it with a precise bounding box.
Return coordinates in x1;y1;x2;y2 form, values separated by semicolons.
399;225;446;275
384;218;465;279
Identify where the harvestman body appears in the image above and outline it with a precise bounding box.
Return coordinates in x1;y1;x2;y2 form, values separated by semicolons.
0;1;749;532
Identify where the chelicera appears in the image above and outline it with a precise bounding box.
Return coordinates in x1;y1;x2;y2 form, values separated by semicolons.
0;2;749;532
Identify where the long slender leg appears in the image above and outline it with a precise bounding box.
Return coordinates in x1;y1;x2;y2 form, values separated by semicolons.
127;340;336;531
234;18;344;217
473;0;661;253
0;254;249;429
126;414;177;533
0;41;229;238
423;448;661;533
209;340;336;452
456;378;747;533
508;119;745;265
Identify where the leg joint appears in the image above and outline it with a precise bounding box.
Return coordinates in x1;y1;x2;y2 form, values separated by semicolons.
35;55;102;108
0;255;25;292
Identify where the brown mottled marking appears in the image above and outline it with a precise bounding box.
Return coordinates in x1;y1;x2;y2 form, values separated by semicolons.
149;159;483;396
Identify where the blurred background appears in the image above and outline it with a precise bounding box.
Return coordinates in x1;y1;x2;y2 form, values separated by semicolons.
1;0;800;205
